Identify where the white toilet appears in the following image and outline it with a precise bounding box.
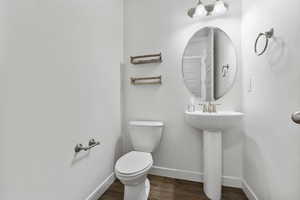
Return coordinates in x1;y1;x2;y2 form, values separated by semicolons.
115;120;164;200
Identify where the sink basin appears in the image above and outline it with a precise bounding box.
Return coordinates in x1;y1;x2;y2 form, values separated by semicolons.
185;111;244;131
184;110;244;200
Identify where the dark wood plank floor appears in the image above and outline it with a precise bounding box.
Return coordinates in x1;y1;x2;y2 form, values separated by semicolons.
99;175;248;200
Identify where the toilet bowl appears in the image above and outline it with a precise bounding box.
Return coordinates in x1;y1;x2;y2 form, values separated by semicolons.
115;151;153;200
115;120;164;200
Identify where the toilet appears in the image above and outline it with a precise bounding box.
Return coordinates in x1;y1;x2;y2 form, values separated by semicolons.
115;120;164;200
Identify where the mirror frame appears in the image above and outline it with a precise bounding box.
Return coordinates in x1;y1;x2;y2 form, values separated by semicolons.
181;26;238;101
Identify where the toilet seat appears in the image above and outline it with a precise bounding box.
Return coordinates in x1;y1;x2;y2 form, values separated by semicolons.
115;151;153;177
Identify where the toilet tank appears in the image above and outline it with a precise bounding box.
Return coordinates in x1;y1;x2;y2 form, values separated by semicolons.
129;121;164;153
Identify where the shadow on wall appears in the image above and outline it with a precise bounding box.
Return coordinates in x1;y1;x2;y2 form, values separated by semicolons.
223;128;243;151
114;136;123;164
244;135;271;199
266;36;286;71
71;150;91;166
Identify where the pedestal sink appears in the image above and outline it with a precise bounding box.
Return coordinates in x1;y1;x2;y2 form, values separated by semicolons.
184;111;244;200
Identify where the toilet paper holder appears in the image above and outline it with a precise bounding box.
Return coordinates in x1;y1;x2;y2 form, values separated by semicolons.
74;139;100;153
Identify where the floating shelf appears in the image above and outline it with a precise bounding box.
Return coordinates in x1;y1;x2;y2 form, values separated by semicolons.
130;53;162;65
130;75;162;85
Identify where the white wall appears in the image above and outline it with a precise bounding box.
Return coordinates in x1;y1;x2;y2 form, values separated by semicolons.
242;0;300;199
123;0;243;183
0;0;123;199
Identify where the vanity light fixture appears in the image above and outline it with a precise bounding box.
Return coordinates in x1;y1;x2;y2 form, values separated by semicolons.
187;0;228;18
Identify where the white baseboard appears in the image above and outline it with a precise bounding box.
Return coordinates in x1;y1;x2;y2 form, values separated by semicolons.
149;165;203;182
242;180;258;200
85;173;116;200
149;165;242;188
84;168;258;200
222;175;242;188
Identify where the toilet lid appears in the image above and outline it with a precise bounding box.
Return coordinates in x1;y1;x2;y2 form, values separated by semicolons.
116;151;153;175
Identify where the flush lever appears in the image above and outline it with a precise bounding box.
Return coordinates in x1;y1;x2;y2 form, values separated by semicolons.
291;111;300;124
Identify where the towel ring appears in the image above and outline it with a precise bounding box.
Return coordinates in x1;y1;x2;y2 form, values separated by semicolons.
254;28;274;56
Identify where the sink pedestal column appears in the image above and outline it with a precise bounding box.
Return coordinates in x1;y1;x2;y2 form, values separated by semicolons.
203;130;222;200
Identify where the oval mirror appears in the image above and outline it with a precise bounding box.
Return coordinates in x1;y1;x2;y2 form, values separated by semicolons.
182;27;237;101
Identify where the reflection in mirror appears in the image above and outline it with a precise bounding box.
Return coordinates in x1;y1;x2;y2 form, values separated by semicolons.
182;27;237;101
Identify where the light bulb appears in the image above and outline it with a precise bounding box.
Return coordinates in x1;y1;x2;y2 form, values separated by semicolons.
194;1;208;17
214;0;228;15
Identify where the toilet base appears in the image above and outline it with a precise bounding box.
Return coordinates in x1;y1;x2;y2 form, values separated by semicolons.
124;178;150;200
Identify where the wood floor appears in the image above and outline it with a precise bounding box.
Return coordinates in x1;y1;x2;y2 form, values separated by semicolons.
99;175;248;200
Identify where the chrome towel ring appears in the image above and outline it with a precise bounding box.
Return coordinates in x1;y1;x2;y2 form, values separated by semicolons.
254;28;274;56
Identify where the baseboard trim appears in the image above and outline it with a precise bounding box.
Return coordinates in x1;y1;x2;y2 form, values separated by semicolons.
85;173;116;200
84;168;256;200
150;165;203;183
242;180;258;200
149;165;242;188
222;175;242;188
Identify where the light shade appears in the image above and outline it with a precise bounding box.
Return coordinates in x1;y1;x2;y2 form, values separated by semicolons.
187;0;207;18
194;2;207;17
213;0;228;15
